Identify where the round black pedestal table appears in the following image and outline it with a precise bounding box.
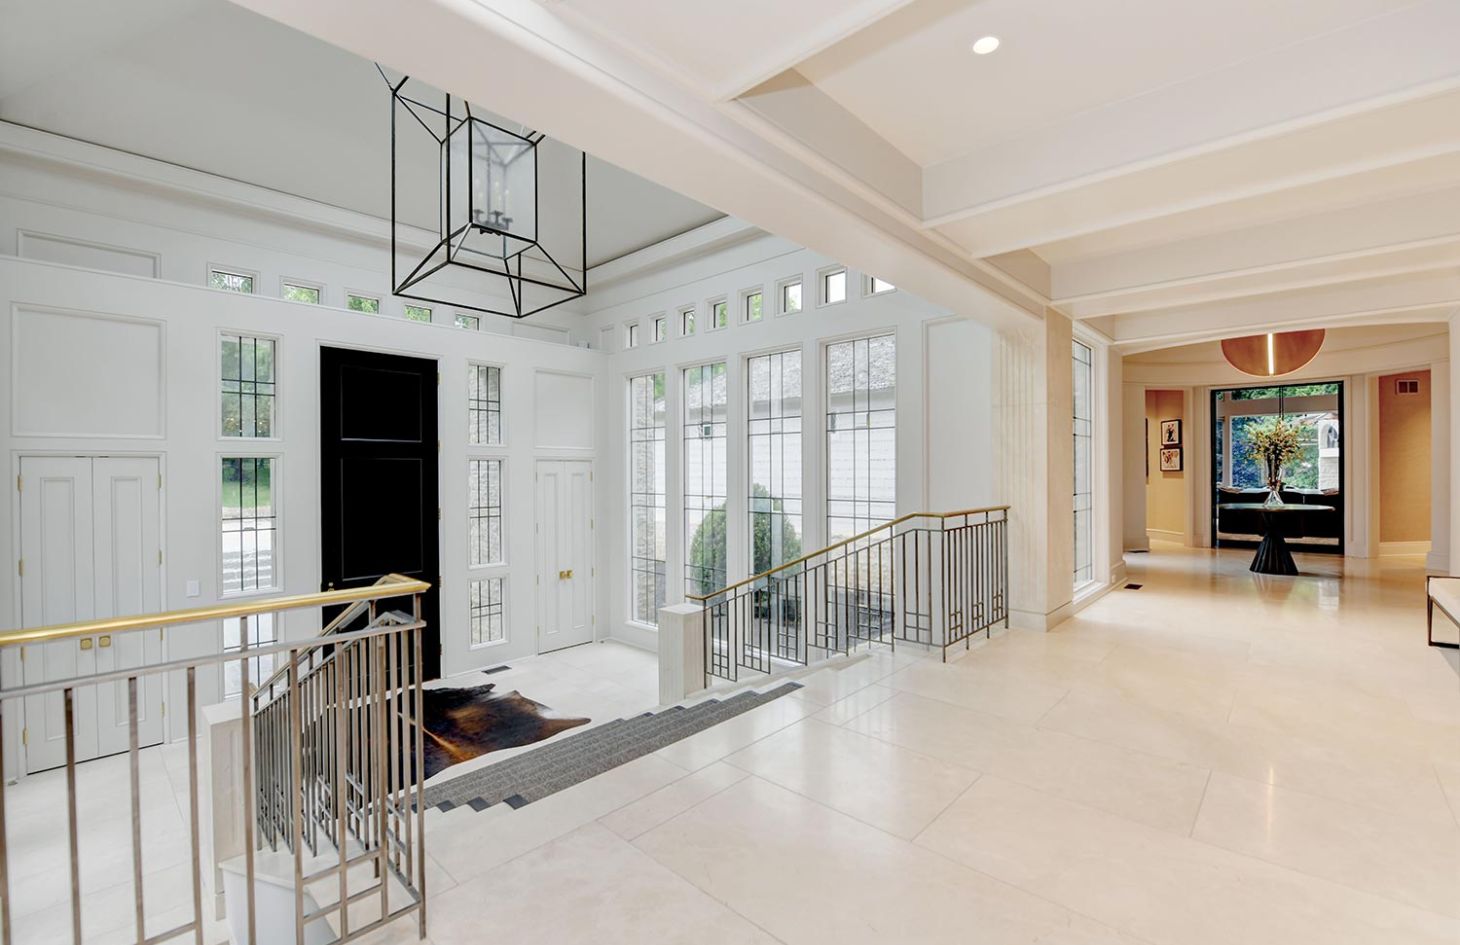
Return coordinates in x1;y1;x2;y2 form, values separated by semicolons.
1220;504;1336;576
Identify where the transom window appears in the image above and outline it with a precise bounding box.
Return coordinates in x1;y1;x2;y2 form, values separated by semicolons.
404;304;432;323
780;279;802;315
743;290;763;323
653;315;667;343
347;293;380;314
625;323;640;349
210;268;254;293
820;268;847;305
469;459;504;567
825;335;896;544
710;299;729;330
681;306;696;336
220;334;276;438
468;364;502;445
1073;340;1094;588
747;350;803;574
470;577;506;646
629;373;666;625
282;281;320;304
867;276;895;295
221;457;276;594
684;362;728;595
456;313;481;330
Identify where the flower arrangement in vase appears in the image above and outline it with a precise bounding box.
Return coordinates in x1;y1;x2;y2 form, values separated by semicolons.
1241;416;1308;508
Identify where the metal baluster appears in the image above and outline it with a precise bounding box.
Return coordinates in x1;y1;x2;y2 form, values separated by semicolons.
128;677;146;944
186;668;204;945
238;614;257;945
288;649;305;945
334;639;350;939
413;614;428;938
376;634;390;920
64;688;82;945
0;699;10;945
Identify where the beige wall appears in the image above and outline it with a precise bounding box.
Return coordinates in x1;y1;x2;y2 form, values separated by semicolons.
1145;389;1187;538
1378;369;1431;543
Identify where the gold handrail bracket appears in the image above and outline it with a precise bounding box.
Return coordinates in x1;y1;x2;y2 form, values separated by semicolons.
0;573;431;648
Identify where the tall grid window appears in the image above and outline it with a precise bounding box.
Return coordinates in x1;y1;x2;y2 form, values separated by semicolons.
210;268;254;293
684;362;728;595
221;457;276;594
469;364;502;445
469;459;504;567
629;373;666;625
282;282;320;304
470;577;506;646
747;350;803;574
1073;340;1094;587
221;334;276;438
826;335;896;544
223;613;277;697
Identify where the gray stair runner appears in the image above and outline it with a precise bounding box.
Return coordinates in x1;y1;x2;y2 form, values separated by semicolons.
424;681;802;812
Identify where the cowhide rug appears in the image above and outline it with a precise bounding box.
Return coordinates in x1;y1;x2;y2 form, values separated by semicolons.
419;683;588;780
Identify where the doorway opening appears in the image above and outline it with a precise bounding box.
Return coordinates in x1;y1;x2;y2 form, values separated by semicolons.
1210;381;1344;554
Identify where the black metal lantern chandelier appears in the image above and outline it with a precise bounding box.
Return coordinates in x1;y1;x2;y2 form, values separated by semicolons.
383;70;587;319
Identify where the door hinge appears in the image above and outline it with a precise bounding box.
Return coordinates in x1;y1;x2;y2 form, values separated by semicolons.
437;439;441;453
158;550;163;565
437;372;441;386
161;701;166;717
437;507;442;521
16;559;22;578
21;728;27;747
15;474;20;492
158;474;163;490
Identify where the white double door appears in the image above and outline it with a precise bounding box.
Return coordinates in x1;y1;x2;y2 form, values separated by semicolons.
18;456;165;773
535;460;594;653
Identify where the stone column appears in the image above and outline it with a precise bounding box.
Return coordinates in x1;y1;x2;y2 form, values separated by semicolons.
993;308;1074;629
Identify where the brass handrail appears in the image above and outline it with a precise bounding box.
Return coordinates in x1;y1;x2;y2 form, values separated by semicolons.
685;505;1009;602
0;572;430;647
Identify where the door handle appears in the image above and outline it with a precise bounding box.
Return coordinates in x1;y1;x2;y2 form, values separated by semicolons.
79;638;93;651
99;635;111;648
558;569;574;580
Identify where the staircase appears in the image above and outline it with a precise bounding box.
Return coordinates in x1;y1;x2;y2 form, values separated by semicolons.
422;680;802;812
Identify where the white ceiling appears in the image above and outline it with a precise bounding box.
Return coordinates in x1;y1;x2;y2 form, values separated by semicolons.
0;0;723;268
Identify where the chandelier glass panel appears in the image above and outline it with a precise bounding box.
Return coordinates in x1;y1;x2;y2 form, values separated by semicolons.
384;71;587;319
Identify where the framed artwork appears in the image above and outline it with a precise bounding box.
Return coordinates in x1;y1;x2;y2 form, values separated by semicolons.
1160;419;1182;447
1159;447;1183;472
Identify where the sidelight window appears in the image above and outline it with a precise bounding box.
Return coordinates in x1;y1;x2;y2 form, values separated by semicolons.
629;372;666;625
470;577;506;646
747;350;802;574
684;362;728;595
825;335;896;544
469;459;504;567
221;333;276;438
221;456;277;595
468;364;502;446
1073;341;1094;588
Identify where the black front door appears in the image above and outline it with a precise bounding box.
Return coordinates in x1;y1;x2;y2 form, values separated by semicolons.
320;346;440;679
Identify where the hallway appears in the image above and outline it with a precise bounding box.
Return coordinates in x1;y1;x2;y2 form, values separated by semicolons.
382;547;1458;945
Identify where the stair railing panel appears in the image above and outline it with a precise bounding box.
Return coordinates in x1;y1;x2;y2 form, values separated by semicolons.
0;573;431;945
690;507;1010;684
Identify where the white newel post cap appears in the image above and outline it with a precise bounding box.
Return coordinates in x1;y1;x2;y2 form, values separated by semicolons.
658;602;707;705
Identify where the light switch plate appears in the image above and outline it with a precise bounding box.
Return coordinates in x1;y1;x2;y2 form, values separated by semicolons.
185;580;201;598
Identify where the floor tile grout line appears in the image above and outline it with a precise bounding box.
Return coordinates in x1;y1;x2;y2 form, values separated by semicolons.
1187;768;1214;838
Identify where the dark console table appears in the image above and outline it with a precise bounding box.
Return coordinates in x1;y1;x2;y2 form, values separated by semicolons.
1219;504;1336;575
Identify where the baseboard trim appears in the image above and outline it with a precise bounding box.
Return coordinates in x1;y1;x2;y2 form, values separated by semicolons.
1146;528;1185;542
1380;541;1432;557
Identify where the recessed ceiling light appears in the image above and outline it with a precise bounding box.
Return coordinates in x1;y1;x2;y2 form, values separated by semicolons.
971;36;1000;55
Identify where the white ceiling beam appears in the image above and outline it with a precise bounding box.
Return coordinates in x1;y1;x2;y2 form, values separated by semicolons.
1106;271;1460;351
225;0;1042;332
922;1;1460;228
930;84;1460;259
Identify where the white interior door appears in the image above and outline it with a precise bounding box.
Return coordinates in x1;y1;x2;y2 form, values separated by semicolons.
535;460;595;653
91;457;165;758
19;456;164;772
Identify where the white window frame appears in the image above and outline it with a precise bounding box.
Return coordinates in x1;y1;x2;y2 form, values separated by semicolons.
625;320;641;349
707;296;729;332
217;452;282;599
217;329;282;442
403;303;433;323
468;457;507;569
651;313;668;344
467;362;505;447
345;290;382;315
280;277;324;305
680;305;697;337
627;371;667;628
741;286;765;324
864;275;896;296
207;264;259;295
468;576;509;648
817;266;848;307
777;277;803;316
823;332;898;546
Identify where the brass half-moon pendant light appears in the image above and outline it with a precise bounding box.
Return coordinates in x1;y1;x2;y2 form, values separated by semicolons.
1220;329;1325;378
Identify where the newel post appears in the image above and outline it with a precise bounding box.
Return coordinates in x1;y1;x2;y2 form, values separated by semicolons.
657;603;707;704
